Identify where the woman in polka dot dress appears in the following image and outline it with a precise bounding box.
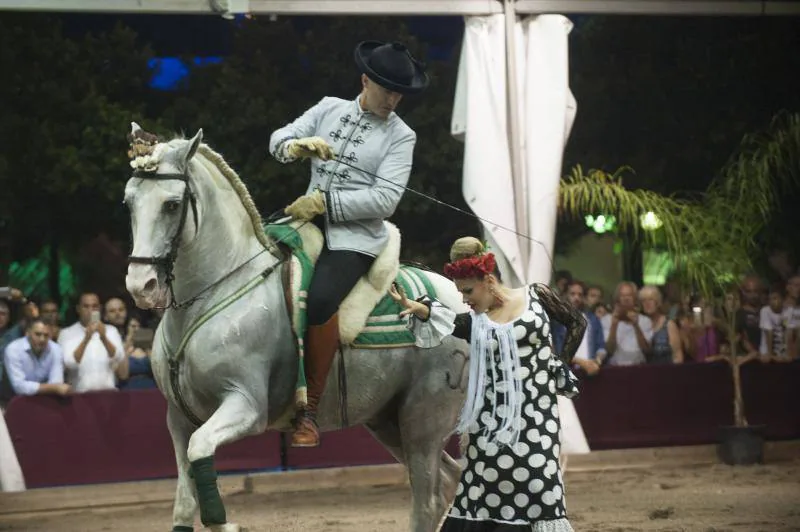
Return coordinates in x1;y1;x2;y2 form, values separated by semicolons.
392;237;587;532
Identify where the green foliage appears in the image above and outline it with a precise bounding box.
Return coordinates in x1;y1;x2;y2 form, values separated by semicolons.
560;111;800;299
9;247;77;316
0;14;159;263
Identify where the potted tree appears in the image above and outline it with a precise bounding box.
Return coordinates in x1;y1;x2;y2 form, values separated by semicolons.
557;111;800;465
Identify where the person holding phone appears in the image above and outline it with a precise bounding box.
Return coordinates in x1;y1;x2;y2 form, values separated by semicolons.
600;281;654;366
57;292;124;392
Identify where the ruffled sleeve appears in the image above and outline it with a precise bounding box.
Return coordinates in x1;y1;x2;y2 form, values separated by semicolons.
406;296;457;348
550;355;580;399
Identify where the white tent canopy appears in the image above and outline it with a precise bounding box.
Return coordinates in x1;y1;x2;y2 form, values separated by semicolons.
1;0;799;15
451;14;576;286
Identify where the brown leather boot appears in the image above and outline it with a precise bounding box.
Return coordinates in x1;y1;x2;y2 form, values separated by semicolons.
291;312;340;448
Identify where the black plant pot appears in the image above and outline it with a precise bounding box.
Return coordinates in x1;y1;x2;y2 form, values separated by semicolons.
717;425;766;465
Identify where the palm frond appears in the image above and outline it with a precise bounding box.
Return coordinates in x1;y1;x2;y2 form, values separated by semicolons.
559;111;800;299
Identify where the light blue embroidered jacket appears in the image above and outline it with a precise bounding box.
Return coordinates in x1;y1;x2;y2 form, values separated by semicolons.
269;95;416;257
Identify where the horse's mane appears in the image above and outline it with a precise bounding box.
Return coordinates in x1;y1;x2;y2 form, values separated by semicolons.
193;143;275;251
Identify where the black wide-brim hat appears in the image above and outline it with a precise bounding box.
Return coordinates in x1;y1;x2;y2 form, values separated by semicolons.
354;41;429;95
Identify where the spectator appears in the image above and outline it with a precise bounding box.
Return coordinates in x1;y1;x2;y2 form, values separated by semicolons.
103;297;128;337
685;297;726;363
662;278;684;320
0;298;39;360
586;285;604;309
116;325;156;390
0;301;9;387
759;283;793;362
592;301;609;320
39;299;61;341
554;270;573;296
553;280;605;375
0;301;9;338
639;285;683;364
784;275;800;359
674;308;699;361
103;297;139;355
735;275;763;361
0;287;26;328
58;292;124;392
601;281;653;365
2;318;71;397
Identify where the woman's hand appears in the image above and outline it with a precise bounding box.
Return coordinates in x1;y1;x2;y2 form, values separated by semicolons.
389;283;430;319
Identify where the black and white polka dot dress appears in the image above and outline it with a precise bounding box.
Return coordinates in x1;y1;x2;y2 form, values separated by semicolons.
439;284;580;532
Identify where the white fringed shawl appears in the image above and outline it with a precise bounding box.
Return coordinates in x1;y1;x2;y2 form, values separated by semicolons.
454;311;525;447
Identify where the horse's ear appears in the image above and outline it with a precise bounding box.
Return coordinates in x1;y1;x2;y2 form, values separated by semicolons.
130;122;142;135
179;129;203;167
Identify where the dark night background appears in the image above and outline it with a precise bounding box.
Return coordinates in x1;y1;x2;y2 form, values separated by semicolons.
0;11;798;305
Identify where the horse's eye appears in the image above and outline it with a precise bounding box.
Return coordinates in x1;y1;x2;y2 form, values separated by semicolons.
163;200;181;214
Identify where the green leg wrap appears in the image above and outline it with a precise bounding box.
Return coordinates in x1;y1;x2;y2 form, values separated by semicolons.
189;456;227;526
172;526;194;532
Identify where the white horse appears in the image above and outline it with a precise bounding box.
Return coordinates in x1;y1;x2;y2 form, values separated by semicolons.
124;126;469;532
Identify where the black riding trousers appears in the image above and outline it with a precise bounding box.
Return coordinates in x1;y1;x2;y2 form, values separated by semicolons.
306;244;375;326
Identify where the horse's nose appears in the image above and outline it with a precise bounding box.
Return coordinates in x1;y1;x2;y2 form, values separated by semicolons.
143;278;158;294
126;264;165;309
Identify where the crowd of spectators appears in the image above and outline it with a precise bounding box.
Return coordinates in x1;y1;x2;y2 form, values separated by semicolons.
0;289;156;407
3;267;799;405
550;271;800;376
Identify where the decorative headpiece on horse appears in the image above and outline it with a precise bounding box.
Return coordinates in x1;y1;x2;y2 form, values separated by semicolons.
127;122;165;172
444;253;497;280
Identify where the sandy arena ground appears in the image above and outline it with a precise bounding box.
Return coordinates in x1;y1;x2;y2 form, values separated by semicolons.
2;459;799;532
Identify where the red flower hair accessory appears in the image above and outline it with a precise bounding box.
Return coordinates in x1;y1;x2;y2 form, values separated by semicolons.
444;253;497;280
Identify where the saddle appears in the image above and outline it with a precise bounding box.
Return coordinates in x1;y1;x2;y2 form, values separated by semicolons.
269;219;418;345
263;220;439;425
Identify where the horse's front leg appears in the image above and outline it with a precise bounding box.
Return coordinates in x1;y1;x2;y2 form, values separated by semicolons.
187;392;264;532
167;403;199;532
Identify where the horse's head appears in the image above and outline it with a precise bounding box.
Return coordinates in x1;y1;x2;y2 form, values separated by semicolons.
124;124;203;309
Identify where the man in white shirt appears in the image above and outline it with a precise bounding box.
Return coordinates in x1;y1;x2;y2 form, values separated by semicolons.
58;293;124;392
600;281;654;365
760;284;792;361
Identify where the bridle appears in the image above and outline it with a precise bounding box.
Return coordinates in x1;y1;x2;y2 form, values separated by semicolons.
127;170;199;310
126;168;286;311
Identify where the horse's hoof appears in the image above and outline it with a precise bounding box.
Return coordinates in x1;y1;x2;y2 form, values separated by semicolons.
208;523;243;532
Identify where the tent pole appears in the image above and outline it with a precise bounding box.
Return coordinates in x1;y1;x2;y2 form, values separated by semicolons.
504;0;528;284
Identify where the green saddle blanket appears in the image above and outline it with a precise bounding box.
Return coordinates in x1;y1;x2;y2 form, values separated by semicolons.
263;223;438;406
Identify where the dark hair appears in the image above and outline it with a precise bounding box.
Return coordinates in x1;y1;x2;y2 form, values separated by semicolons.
25;317;47;331
78;292;100;304
769;283;785;296
567;279;586;292
555;270;572;283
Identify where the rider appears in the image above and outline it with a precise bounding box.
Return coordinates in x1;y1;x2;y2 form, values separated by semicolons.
268;41;429;447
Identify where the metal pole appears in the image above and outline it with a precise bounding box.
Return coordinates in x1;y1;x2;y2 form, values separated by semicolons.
504;0;529;284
